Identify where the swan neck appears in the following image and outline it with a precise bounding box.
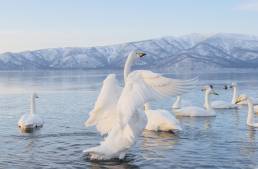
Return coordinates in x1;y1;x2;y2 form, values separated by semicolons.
173;96;181;109
204;91;211;110
247;98;254;125
232;86;238;104
30;96;36;115
124;53;135;82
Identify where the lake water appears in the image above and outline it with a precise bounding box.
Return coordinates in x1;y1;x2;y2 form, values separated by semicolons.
0;70;257;169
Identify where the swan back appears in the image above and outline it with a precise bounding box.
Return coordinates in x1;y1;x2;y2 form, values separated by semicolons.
145;109;182;131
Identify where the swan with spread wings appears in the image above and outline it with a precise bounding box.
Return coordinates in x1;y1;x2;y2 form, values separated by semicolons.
83;51;197;160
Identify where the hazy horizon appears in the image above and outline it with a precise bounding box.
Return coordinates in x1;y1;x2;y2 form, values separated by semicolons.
1;32;258;54
1;0;258;53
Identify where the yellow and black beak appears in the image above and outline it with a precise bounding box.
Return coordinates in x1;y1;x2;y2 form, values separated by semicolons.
235;97;242;104
235;99;241;104
138;52;146;58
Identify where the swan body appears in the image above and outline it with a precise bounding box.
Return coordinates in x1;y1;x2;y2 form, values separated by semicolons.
209;83;238;109
84;51;197;160
211;100;238;109
175;106;215;117
144;103;182;131
174;86;217;117
236;95;258;127
18;93;43;131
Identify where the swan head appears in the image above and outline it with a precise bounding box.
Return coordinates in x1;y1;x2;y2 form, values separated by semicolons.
32;93;39;99
235;95;248;104
201;85;212;91
129;50;146;60
230;82;237;88
202;85;219;95
224;85;228;90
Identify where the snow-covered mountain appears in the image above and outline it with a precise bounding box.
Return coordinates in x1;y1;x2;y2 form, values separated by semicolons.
1;33;258;71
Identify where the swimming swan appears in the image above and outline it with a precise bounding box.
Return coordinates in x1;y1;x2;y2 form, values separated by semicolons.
144;103;182;132
83;51;197;160
211;84;238;109
211;83;238;109
174;86;217;117
18;93;44;132
235;95;258;127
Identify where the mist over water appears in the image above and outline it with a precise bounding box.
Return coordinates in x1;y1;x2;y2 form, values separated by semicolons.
0;70;257;169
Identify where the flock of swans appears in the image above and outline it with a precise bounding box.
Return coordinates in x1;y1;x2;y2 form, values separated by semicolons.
17;50;258;160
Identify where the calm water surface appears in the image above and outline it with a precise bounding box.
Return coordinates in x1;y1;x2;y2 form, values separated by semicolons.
0;70;257;169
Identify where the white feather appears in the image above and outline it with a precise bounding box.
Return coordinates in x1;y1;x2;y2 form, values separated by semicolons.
85;74;122;135
84;70;196;160
83;51;197;160
145;109;182;131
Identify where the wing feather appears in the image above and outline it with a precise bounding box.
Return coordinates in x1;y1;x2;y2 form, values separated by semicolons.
118;70;197;128
85;74;122;135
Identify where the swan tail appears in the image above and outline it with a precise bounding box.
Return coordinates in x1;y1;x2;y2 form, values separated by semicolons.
83;145;126;160
166;117;182;131
83;146;111;160
84;125;135;160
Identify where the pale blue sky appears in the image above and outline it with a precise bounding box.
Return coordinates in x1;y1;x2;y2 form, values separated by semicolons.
0;0;258;53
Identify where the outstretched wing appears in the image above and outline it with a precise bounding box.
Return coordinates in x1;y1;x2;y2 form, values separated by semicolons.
118;70;197;128
83;70;197;160
85;74;122;135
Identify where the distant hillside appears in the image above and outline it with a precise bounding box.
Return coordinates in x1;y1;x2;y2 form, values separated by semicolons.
1;33;258;71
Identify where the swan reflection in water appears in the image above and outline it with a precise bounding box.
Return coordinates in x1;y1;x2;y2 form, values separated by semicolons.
140;130;180;160
86;154;140;169
239;127;257;157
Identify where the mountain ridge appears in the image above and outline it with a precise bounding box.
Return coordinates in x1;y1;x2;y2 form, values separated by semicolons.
1;33;258;71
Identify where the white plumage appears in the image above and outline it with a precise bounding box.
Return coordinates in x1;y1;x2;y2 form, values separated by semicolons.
211;100;238;109
83;51;197;160
18;93;44;132
85;74;122;135
174;86;217;117
144;103;182;131
230;82;258;105
210;83;238;109
236;95;258;127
